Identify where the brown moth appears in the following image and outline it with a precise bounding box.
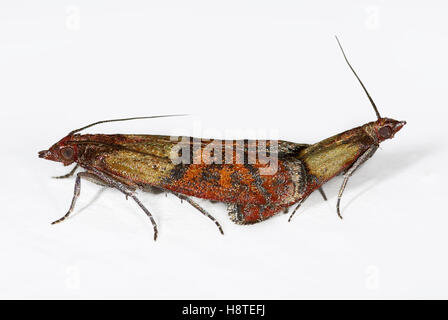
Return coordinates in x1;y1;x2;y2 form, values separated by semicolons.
39;37;406;240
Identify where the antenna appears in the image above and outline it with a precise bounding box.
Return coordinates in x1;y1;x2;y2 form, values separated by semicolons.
68;114;189;135
335;36;382;119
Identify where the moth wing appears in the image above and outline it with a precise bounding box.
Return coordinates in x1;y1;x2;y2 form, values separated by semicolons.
98;135;311;162
82;135;310;205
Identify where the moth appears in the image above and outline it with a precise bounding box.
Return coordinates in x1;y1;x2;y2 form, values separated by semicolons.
38;37;405;240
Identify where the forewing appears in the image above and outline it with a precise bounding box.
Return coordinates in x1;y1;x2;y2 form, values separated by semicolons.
75;134;309;205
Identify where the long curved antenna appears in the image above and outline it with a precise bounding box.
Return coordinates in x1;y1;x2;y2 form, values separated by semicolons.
69;114;189;135
335;36;381;119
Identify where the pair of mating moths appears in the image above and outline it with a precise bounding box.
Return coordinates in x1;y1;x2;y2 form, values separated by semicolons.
39;38;406;240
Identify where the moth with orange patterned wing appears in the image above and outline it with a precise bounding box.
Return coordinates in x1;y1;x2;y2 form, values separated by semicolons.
38;38;405;240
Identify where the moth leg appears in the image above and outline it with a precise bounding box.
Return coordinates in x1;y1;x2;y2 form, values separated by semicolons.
51;171;89;225
288;195;309;222
129;194;158;241
89;168;158;240
53;168;158;241
288;186;328;222
88;168;136;197
172;193;224;235
52;164;79;179
51;171;113;225
318;187;327;201
337;144;379;219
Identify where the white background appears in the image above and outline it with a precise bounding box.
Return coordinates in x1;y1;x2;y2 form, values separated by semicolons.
1;0;447;299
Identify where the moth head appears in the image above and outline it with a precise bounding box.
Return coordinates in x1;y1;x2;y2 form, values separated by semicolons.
374;118;406;142
38;135;78;166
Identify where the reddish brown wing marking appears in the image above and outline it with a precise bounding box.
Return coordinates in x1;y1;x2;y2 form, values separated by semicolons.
160;138;305;203
162;162;296;206
161;140;309;224
72;134;309;224
223;159;308;224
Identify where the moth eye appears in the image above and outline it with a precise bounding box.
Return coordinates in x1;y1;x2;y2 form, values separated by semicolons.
379;126;392;139
61;147;74;160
